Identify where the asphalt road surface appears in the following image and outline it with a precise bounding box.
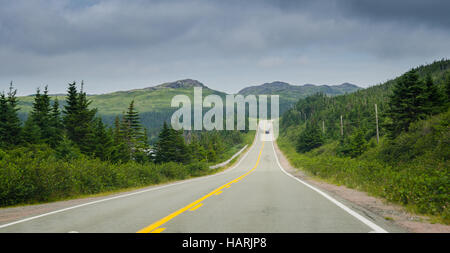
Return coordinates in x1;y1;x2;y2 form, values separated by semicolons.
0;120;394;233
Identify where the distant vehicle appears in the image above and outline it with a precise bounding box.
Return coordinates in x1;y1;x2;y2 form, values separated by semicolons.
265;130;270;134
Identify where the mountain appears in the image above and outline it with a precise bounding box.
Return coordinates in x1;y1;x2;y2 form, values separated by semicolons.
17;79;226;142
238;81;361;113
16;78;360;141
278;59;450;223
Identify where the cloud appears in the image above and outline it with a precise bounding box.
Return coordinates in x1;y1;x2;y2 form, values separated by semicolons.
0;0;449;95
258;57;285;68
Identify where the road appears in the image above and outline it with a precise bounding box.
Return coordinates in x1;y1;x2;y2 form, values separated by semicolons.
0;120;394;233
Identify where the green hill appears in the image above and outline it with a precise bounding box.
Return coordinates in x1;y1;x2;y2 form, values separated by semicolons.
17;79;227;141
17;78;361;141
278;58;450;223
238;81;361;113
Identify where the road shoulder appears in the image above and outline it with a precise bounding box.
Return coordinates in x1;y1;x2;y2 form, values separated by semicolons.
273;140;450;233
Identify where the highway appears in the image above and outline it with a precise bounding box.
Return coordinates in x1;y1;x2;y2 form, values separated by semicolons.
0;120;394;233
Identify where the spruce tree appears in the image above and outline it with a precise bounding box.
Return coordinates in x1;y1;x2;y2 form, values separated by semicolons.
0;82;22;147
423;74;444;115
124;100;144;141
445;71;450;104
92;117;113;160
63;82;79;142
385;70;428;138
154;122;189;164
154;121;171;163
296;121;324;153
62;81;97;154
27;86;52;143
48;98;63;148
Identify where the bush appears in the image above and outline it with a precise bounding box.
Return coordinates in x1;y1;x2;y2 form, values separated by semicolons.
0;144;208;207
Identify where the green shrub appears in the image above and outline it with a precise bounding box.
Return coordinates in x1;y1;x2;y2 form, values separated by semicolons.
0;144;209;207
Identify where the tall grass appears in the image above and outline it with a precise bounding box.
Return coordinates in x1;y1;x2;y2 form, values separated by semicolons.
278;111;449;224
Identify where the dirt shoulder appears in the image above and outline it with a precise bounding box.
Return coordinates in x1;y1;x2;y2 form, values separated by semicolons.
273;140;450;233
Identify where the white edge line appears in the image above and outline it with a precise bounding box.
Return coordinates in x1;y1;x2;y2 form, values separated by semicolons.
270;139;388;233
0;131;260;230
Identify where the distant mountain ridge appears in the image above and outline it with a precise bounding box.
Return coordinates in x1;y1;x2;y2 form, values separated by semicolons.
238;81;361;113
238;81;360;95
17;78;360;141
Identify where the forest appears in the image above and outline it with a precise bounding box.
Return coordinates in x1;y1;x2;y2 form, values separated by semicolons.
278;59;450;223
0;82;253;207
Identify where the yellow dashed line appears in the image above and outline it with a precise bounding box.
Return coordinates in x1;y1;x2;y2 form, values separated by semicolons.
150;227;165;233
137;129;265;233
189;203;203;211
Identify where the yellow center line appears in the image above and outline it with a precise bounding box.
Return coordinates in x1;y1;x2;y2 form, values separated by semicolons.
189;203;203;211
136;134;266;233
150;227;165;233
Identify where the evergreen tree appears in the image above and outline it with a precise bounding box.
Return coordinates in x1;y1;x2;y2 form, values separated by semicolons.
92;117;113;160
63;82;79;141
189;134;206;162
113;115;122;144
154;122;171;163
445;71;450;104
27;86;52;144
423;74;444;115
385;70;428;138
154;122;190;164
62;81;97;154
124;100;144;141
0;82;22;147
296;121;324;153
48;98;63;148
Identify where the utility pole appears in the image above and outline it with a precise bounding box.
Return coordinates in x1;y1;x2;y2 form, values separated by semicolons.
340;115;343;136
375;104;379;144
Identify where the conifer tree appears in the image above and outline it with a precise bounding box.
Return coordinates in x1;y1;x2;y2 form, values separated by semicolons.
62;81;97;153
27;86;52;143
445;71;450;104
423;74;444;115
48;98;63;148
154;122;190;164
0;82;22;146
92;117;113;160
296;121;324;153
385;70;428;138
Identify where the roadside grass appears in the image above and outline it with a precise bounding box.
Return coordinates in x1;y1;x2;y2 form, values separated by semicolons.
0;131;256;209
277;134;450;225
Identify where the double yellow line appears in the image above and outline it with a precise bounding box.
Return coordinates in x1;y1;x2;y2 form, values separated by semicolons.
137;136;265;233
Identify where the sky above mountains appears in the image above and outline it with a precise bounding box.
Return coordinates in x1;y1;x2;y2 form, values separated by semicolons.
1;0;450;96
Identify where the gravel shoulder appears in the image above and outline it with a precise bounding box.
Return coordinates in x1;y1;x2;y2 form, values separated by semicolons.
273;140;450;233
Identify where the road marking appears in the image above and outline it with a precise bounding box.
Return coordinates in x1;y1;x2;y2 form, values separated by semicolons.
150;228;165;233
0;133;257;231
136;140;265;233
270;139;388;233
189;203;203;211
215;191;223;195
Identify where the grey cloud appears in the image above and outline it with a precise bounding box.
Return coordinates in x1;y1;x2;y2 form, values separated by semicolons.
0;0;449;95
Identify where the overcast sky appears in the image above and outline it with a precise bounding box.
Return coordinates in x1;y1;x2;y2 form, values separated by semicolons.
1;0;450;96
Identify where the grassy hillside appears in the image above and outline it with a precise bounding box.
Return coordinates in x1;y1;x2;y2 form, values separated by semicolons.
17;79;226;142
16;79;360;141
278;59;450;224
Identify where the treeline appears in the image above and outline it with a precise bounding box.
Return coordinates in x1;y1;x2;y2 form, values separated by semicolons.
278;59;450;222
0;82;252;207
281;59;450;156
1;82;149;163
